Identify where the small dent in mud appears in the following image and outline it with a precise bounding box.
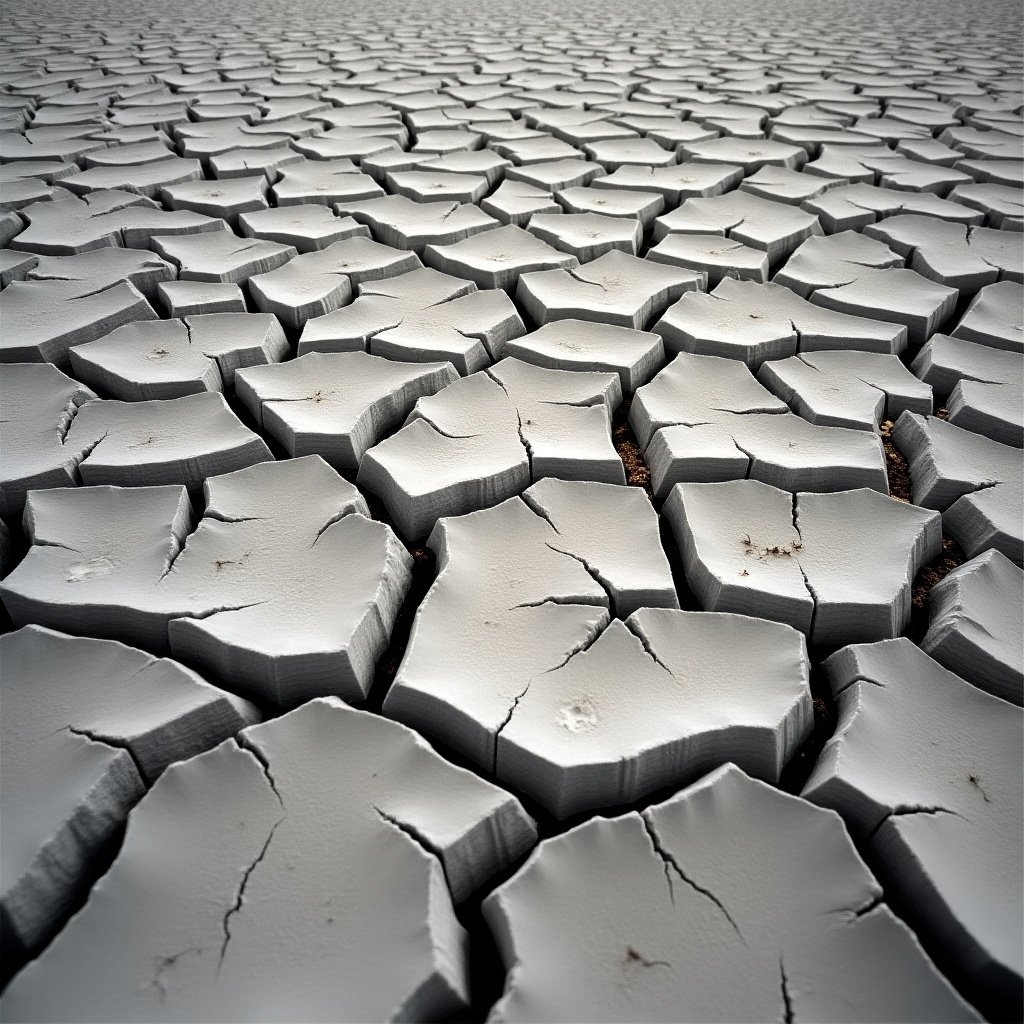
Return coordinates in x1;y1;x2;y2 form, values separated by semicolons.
556;697;599;733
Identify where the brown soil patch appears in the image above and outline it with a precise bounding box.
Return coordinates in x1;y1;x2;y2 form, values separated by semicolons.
879;419;911;502
907;534;968;642
912;535;966;610
612;404;652;498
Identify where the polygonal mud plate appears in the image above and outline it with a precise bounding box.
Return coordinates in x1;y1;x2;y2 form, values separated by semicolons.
921;548;1023;705
0;457;412;706
11;189;225;255
59;391;272;489
2;698;537;1022
24;247;176;304
0;271;157;370
61;156;204;201
863;215;1022;295
653;190;822;268
504;158;606;192
299;267;525;374
664;479;941;645
950;280;1024;353
290;127;403;163
774;231;958;344
208;146;304;182
480;179;563;226
340;195;499;253
948;182;1024;230
645;233;769;288
805;639;1022;1020
583;136;677;171
805;147;972;194
248;237;419;329
416;148;511;185
802;182;983;233
156;280;246;316
654;278;907;367
386;169;489;204
590;162;744;204
893;412;1023;564
0;208;24;246
484;764;977;1022
527;211;643;262
423;224;578;292
757;350;932;432
517;249;704;331
0;251;38;288
946;378;1023;447
160;174;269;229
238;204;371;252
678;137;807;172
68;314;289;400
236;351;457;469
384;479;682;775
555;184;665;226
504;319;665;393
738;165;839;205
632;352;888;500
912;333;1023;400
151;228;296;284
0;362;97;518
491;608;812;818
271;159;384;206
357;357;624;539
1;625;258;959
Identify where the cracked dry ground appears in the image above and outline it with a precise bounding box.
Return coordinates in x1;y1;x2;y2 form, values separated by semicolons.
0;0;1021;1021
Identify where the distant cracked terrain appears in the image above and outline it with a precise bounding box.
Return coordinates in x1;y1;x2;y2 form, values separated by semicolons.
0;0;1022;1020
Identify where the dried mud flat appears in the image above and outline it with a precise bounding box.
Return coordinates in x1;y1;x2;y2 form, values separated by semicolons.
0;0;1021;1020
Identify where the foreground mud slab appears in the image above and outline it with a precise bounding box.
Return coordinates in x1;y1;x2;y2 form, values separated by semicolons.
68;314;289;400
236;351;457;470
385;480;678;773
804;640;1023;1020
483;765;978;1022
1;626;258;961
3;699;537;1022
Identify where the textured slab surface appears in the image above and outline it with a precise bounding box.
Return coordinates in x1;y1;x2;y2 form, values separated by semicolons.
485;765;977;1022
893;412;1023;564
632;352;888;499
384;479;680;775
921;549;1024;704
805;640;1023;1019
236;351;457;469
655;277;908;366
358;358;623;539
664;480;941;645
1;457;412;705
1;625;258;958
0;363;97;518
3;699;537;1022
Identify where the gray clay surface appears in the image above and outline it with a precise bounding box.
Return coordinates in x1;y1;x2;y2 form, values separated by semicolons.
0;5;1021;1020
485;764;978;1022
805;640;1023;1017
